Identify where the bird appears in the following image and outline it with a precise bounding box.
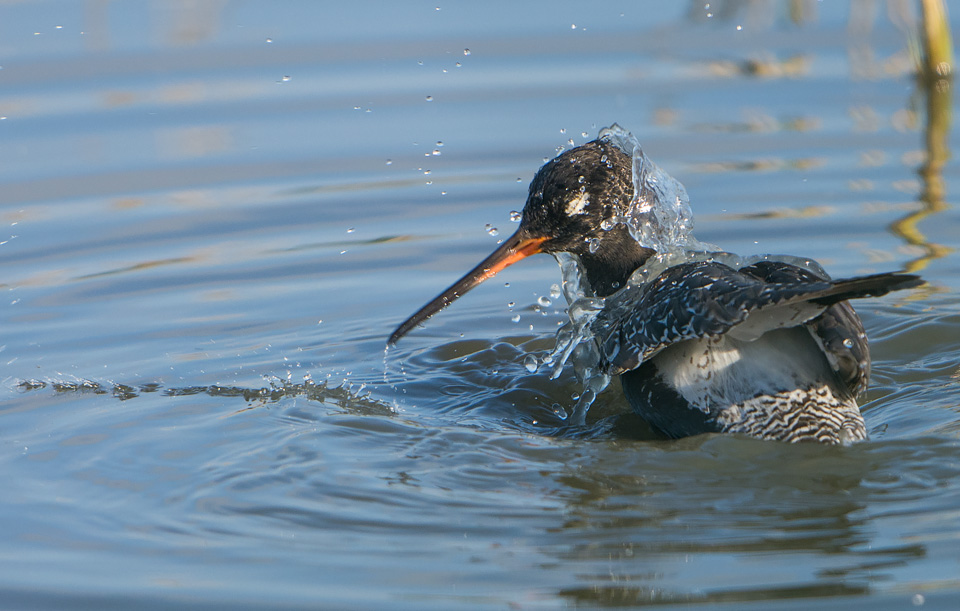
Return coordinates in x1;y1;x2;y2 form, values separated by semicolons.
388;132;923;444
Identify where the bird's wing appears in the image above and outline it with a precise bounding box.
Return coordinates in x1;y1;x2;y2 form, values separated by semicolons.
595;260;921;377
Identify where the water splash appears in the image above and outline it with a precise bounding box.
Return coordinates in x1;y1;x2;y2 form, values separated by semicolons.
539;252;609;425
598;123;714;254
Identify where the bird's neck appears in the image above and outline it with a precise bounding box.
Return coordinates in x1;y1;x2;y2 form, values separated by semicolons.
577;226;655;298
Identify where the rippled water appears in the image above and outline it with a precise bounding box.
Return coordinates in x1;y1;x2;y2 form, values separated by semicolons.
2;2;960;609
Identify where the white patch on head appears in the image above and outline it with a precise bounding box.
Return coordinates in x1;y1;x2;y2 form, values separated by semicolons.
564;192;590;216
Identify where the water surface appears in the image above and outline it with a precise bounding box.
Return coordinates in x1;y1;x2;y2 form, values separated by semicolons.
2;2;959;609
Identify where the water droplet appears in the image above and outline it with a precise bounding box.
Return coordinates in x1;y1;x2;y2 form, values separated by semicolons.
600;219;614;231
423;169;431;175
354;106;361;110
425;95;433;101
523;355;538;372
55;25;63;30
538;296;552;307
455;62;461;67
559;128;566;134
463;49;471;55
509;210;522;222
485;224;499;236
385;159;392;165
843;338;854;348
736;25;742;31
431;149;441;155
507;301;515;308
511;313;521;323
549;284;561;299
504;282;510;287
570;23;576;29
568;139;575;146
581;131;589;138
281;75;291;82
265;37;273;43
578;175;585;184
346;227;355;233
588;237;600;253
417;60;424;65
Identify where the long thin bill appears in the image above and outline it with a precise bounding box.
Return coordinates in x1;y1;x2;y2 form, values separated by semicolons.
388;231;547;345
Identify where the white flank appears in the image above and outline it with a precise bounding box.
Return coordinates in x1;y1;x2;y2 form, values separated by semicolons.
651;327;835;411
